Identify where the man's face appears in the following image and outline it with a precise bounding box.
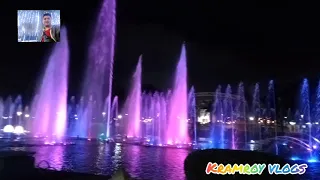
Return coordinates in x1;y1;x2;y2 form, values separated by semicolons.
43;15;51;27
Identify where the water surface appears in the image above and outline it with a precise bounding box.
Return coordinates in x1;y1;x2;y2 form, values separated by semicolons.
4;141;320;180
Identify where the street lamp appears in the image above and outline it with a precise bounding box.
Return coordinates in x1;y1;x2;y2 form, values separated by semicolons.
24;114;30;118
117;115;122;119
16;112;22;116
249;117;254;121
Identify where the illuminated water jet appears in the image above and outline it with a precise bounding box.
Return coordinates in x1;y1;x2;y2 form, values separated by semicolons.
30;27;69;140
167;44;189;144
77;0;116;138
123;56;142;138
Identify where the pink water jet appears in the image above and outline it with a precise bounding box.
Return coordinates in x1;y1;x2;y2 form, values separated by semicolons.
167;44;189;144
79;0;116;138
31;27;69;139
124;56;142;137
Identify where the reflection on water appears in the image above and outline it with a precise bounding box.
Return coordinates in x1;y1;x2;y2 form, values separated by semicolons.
10;141;188;179
2;141;320;179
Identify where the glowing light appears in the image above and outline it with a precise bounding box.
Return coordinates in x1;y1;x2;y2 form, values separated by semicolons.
16;112;22;116
3;125;14;133
117;115;122;119
290;156;301;161
308;158;318;163
24;114;30;118
314;138;320;143
102;112;106;116
289;122;296;125
249;117;254;121
198;110;210;124
14;126;24;134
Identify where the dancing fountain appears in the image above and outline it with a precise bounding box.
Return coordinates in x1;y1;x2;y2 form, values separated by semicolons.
118;44;190;147
123;56;142;139
28;27;69;144
167;44;189;145
73;0;116;139
4;6;320;162
256;79;320;163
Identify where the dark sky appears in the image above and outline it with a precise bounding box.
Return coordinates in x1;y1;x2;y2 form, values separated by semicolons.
1;0;320;105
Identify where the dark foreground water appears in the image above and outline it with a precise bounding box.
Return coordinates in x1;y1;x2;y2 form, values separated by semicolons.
2;141;320;180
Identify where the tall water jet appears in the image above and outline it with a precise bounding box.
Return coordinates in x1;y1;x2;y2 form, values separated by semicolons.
252;83;261;141
300;78;311;147
167;44;189;144
225;85;234;149
75;97;86;138
159;92;167;144
81;0;116;138
235;82;247;147
31;27;69;139
124;56;142;138
211;85;223;147
67;96;77;136
267;80;277;136
154;92;161;143
188;87;197;144
3;96;14;126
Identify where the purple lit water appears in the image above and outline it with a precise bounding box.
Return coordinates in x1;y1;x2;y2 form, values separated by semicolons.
78;0;116;138
2;142;318;179
124;57;142;137
30;27;69;139
167;44;189;144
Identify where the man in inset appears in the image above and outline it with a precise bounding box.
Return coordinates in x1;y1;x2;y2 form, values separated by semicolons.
39;13;60;42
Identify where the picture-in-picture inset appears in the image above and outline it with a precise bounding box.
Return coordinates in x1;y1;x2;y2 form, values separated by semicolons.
17;10;61;42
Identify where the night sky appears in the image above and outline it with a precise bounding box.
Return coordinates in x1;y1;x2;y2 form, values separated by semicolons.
1;0;320;107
